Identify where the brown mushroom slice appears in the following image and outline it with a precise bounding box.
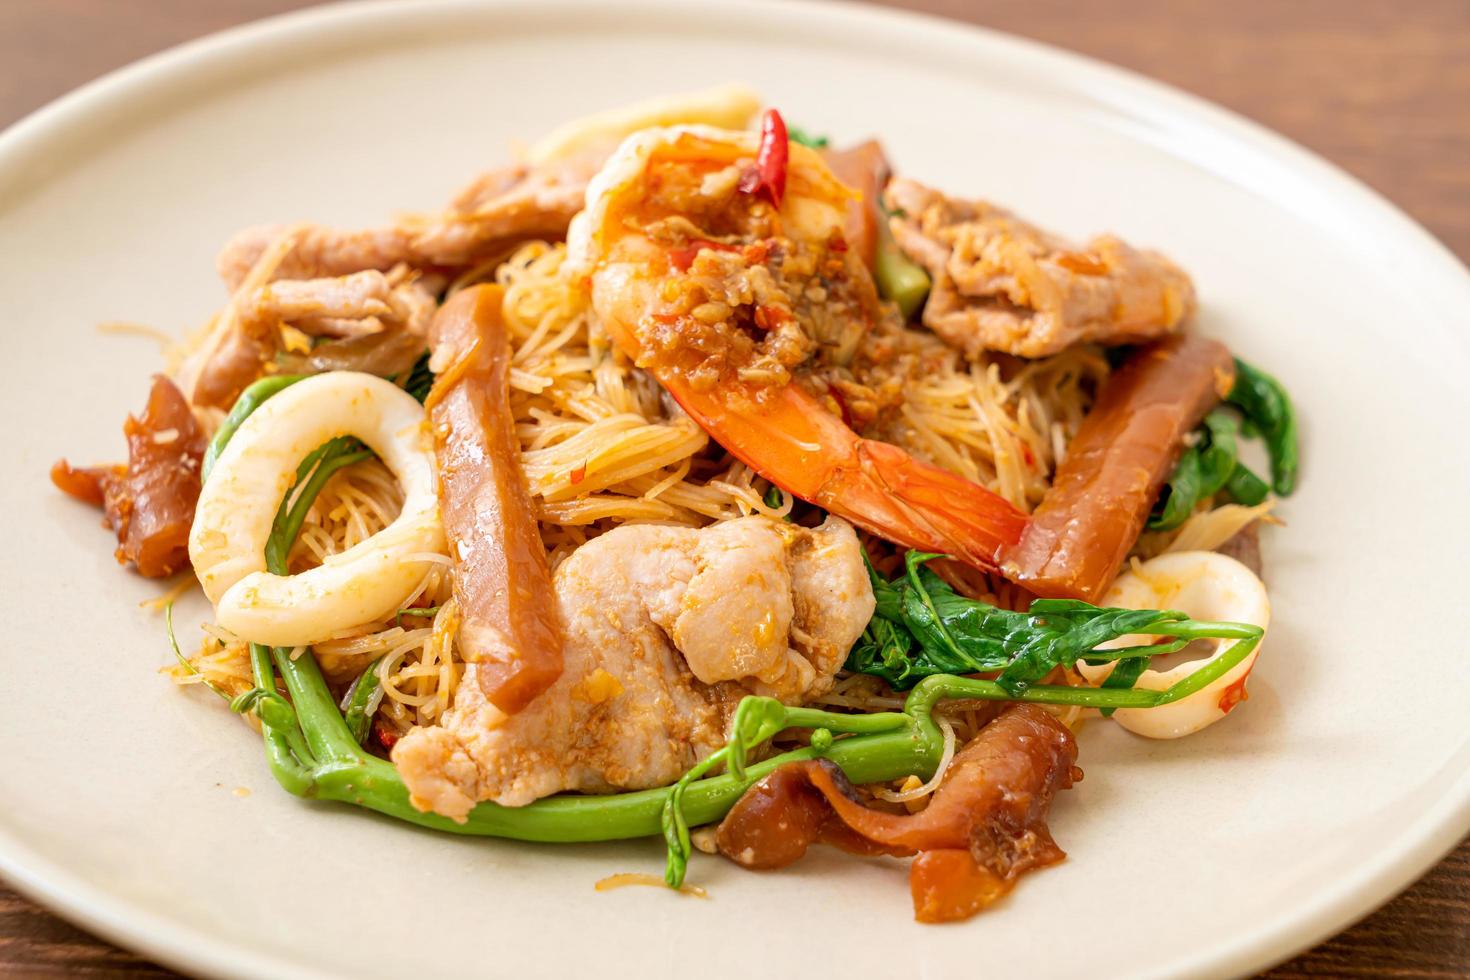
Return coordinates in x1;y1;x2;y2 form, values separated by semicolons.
1003;334;1236;602
427;284;565;714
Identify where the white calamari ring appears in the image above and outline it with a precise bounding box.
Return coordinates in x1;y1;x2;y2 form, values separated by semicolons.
188;371;445;647
1076;551;1270;739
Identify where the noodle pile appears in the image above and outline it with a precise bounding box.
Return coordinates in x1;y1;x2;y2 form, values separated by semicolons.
173;238;1128;745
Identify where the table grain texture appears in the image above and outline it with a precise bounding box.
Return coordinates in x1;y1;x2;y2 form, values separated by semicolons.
1;0;1466;977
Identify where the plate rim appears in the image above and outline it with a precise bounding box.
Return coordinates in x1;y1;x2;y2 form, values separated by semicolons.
1;1;1467;977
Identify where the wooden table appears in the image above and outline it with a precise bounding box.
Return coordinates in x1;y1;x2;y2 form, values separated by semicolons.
1;1;1466;976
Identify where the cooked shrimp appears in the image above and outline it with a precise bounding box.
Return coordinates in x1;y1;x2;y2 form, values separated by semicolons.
188;372;446;647
1077;551;1269;738
567;122;1028;572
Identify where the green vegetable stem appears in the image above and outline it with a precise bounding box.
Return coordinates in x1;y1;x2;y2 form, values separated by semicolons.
182;380;1261;892
201;375;306;482
874;210;930;319
342;656;385;746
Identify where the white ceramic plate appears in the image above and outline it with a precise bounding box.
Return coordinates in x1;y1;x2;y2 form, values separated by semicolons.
2;2;1467;977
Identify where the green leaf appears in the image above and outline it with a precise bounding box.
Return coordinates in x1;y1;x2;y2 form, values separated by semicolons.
863;553;905;623
847;553;1216;697
1227;357;1298;496
1151;354;1300;529
787;126;830;149
1222;461;1270;506
845;616;919;688
1149;409;1240;530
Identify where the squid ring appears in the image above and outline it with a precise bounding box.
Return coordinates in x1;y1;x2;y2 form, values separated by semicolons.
188;371;445;647
1077;551;1270;738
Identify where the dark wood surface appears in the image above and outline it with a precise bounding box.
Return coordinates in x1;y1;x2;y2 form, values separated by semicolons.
1;1;1466;976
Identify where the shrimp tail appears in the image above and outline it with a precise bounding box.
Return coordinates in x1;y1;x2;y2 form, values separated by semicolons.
830;439;1028;568
662;377;1025;571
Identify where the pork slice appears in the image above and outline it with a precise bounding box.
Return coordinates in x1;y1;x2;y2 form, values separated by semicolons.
391;515;873;818
888;178;1195;358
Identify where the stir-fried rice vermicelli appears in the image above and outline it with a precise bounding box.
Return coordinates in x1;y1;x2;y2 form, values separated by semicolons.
57;87;1296;922
171;237;1113;736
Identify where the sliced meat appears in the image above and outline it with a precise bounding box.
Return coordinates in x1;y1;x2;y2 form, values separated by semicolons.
275;326;426;380
240;269;393;332
188;259;435;409
252;267;437;340
428;285;564;716
216;224;416;292
656;515;872;700
200;151;598;407
185;227;306;408
216;157;596;291
715;704;1079;922
887;178;1196;358
51;375;206;577
407;157;596;267
186;322;275;411
198;155;595;408
1003;334;1235;601
391;514;873;818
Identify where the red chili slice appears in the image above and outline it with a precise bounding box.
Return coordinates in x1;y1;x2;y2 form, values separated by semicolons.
738;109;789;208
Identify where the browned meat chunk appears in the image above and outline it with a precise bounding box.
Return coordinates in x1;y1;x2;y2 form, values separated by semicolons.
888;178;1196;358
715;704;1079;923
274;327;427;381
51;375;206;577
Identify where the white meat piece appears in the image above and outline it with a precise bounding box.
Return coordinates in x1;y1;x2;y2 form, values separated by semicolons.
390;515;874;818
